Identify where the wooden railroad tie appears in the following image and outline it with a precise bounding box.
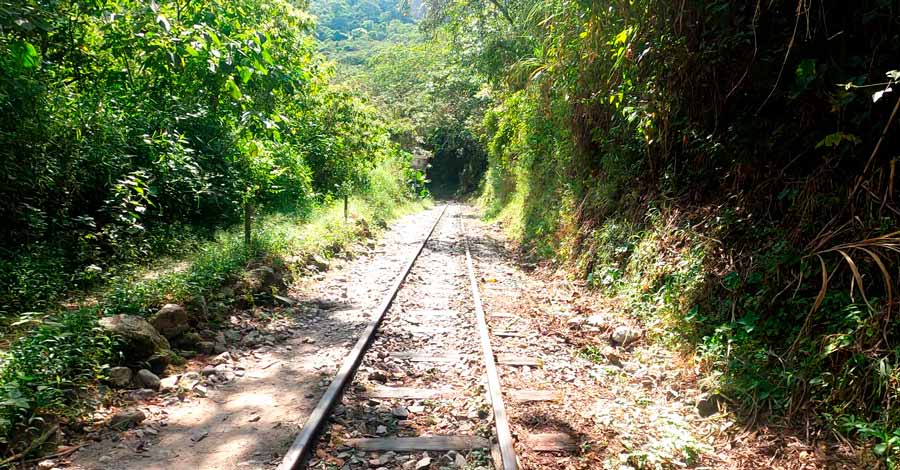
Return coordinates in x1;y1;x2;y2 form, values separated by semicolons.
488;311;517;319
493;330;525;338
526;433;578;452
359;386;456;400
345;436;490;452
495;353;543;367
389;351;469;363
405;309;459;318
507;389;562;402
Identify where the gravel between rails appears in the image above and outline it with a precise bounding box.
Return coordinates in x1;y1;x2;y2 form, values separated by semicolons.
308;205;495;470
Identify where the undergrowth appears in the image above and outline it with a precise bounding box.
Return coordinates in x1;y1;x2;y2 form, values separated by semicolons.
0;157;428;456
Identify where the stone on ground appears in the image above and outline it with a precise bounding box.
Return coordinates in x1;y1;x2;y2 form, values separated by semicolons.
136;369;161;390
109;409;146;429
611;325;642;346
240;266;286;294
107;366;132;388
99;314;171;362
149;304;190;339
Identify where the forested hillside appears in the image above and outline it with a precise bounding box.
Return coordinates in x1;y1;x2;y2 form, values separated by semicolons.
416;0;900;465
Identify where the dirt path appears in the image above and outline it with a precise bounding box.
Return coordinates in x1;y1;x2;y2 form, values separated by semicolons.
66;206;445;470
55;202;859;470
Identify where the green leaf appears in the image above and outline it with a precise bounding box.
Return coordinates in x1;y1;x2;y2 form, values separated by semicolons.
12;41;40;69
225;78;242;100
237;66;252;83
816;132;861;149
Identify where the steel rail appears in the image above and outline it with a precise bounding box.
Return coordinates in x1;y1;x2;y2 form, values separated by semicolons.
459;207;518;470
277;205;448;470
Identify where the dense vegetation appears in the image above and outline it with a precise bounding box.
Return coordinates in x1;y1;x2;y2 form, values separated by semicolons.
311;0;488;193
3;0;900;465
419;0;900;464
0;0;425;456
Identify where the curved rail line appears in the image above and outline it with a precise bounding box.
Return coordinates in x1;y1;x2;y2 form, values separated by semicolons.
277;204;518;470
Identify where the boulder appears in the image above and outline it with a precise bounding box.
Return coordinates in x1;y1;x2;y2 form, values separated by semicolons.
172;331;202;349
697;393;725;417
99;315;171;362
197;341;215;355
611;325;642;346
136;369;161;390
240;266;285;294
150;304;190;339
107;366;133;388
108;409;146;429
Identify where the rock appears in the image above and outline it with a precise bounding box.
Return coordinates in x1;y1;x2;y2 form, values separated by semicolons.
37;459;55;470
585;315;606;327
697;393;725;417
129;388;156;401
147;353;171;375
173;331;202;349
211;351;232;365
369;371;388;383
99;315;171;362
109;409;146;429
159;375;179;392
310;255;330;271
150;304;190;339
376;425;387;434
242;331;260;346
107;366;133;388
601;346;622;366
240;266;285;294
415;456;431;469
408;405;425;413
194;384;208;397
611;325;642;346
197;341;215;355
391;407;409;418
213;342;228;354
201;365;217;376
136;369;161;390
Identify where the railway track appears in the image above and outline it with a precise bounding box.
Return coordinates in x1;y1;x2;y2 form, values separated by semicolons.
277;204;572;470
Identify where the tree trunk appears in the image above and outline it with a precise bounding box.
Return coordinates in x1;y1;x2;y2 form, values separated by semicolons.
344;194;349;222
244;202;253;247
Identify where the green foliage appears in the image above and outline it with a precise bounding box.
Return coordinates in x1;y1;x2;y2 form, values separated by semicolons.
0;0;429;457
312;0;489;192
0;0;416;320
427;0;900;463
0;153;423;453
0;309;115;446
